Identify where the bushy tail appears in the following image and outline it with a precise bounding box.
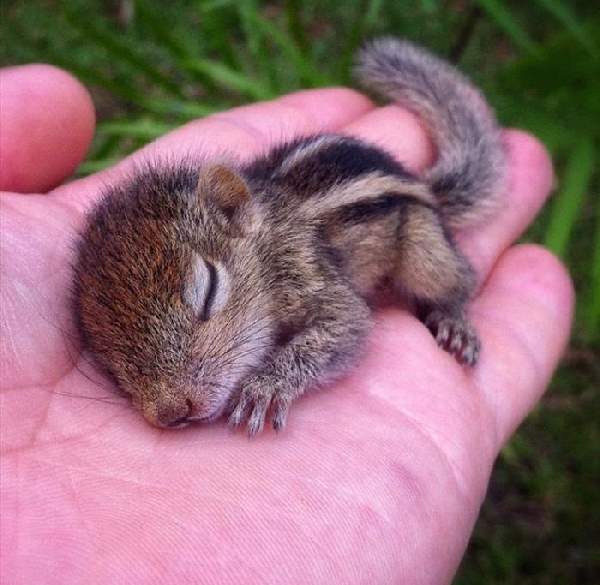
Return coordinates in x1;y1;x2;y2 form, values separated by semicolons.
354;38;505;227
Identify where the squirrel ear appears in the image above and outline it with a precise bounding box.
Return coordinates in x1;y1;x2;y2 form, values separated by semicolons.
196;165;250;213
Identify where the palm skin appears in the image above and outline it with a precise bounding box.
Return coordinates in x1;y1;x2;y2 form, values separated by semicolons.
0;65;573;585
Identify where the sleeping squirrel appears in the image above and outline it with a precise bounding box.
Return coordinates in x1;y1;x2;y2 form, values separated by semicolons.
72;38;505;435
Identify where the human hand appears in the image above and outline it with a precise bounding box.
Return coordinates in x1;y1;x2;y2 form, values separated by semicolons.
0;65;573;584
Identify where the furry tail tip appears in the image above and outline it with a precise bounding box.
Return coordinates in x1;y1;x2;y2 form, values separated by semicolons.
354;37;505;227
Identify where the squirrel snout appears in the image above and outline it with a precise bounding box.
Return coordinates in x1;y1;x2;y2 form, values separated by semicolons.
142;397;194;429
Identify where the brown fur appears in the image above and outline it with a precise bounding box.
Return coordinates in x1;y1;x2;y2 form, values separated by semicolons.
395;205;472;302
72;39;504;434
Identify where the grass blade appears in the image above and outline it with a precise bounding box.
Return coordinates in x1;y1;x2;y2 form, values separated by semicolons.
338;0;381;82
237;0;277;92
532;0;598;55
200;0;236;12
197;1;243;70
98;119;177;140
237;0;264;61
135;2;202;74
77;159;122;175
63;8;185;98
366;0;386;25
284;0;309;55
183;58;274;100
474;0;539;54
544;138;594;257
89;134;121;161
140;99;224;119
419;0;438;12
249;11;331;87
584;192;600;341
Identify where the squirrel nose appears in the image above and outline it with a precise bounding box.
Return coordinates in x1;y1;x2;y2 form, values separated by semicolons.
147;398;194;428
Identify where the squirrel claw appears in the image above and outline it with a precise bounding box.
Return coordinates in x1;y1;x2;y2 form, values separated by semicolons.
228;379;277;436
425;310;481;367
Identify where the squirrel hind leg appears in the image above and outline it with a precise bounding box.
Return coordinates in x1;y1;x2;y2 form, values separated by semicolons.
393;203;480;366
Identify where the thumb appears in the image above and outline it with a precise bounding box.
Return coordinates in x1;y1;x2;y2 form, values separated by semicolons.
0;64;95;193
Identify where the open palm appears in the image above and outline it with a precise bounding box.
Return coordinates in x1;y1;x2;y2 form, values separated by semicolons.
1;66;573;585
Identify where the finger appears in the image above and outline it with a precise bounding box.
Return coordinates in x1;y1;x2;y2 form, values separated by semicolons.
52;88;373;203
457;130;555;278
341;104;435;173
472;244;574;450
0;65;95;193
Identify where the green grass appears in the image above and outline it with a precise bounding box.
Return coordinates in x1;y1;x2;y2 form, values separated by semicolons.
2;0;598;581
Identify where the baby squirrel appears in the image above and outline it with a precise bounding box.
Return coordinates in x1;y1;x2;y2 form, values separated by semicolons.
73;38;505;435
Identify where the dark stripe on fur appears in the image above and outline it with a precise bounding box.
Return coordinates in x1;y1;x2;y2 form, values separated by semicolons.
245;135;413;199
330;192;433;226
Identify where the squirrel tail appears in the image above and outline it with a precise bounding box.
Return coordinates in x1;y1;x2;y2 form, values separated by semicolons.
354;38;505;228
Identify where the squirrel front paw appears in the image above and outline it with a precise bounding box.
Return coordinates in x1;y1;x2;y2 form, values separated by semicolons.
424;310;481;367
228;377;292;436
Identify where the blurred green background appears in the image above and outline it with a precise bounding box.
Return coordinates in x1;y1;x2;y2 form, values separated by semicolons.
2;0;598;581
